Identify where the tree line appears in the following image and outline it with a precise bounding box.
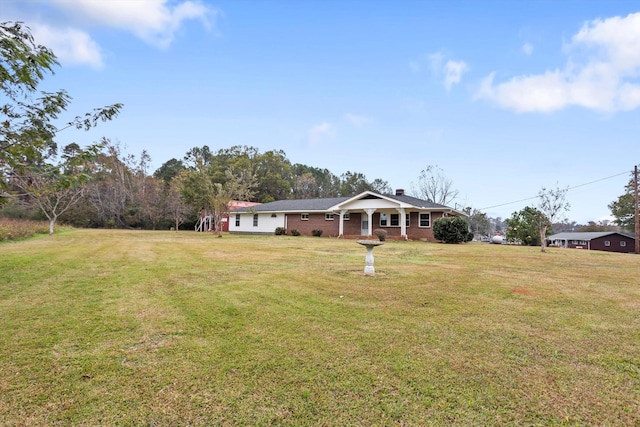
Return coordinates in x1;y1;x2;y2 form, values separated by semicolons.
0;21;395;233
2;21;634;237
3;138;402;231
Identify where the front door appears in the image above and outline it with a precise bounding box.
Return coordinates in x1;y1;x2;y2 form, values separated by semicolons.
361;217;368;236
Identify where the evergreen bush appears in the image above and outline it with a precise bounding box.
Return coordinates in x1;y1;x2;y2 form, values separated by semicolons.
433;217;471;244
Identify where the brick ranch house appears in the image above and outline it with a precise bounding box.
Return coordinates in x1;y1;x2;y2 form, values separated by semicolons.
547;232;636;254
229;190;467;241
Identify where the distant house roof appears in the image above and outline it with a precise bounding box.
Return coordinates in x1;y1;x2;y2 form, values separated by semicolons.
233;191;462;214
548;231;635;241
228;200;261;210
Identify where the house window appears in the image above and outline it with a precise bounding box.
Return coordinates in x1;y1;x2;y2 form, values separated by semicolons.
253;214;258;227
604;241;611;247
419;213;430;227
571;240;578;244
579;240;587;245
325;213;334;220
621;241;627;247
235;214;240;227
343;213;350;220
301;213;309;221
381;213;408;227
405;214;410;227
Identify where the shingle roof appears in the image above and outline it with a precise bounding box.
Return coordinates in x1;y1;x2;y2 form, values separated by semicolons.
234;197;350;213
385;194;451;210
548;232;633;241
232;192;457;213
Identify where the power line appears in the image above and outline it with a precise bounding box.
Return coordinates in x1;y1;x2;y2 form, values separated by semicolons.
478;169;633;211
566;170;630;191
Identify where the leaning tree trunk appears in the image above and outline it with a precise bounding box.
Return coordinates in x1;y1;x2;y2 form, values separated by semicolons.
49;216;57;235
540;226;548;253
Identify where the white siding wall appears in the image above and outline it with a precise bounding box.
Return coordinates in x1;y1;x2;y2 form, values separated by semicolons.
229;213;285;234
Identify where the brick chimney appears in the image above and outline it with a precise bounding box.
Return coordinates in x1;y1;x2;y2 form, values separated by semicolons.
395;189;405;196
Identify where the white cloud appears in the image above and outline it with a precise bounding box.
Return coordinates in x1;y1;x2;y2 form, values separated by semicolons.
32;23;103;69
571;13;640;73
522;42;534;56
49;0;215;49
307;122;335;146
344;113;372;127
476;12;640;113
444;60;469;91
411;51;468;91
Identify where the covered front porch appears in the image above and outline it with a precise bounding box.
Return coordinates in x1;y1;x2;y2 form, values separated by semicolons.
335;208;410;240
329;192;439;241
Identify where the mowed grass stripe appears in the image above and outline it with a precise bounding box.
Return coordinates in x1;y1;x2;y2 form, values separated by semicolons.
1;229;638;426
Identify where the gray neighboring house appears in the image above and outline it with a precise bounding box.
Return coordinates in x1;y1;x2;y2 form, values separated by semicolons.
547;232;636;253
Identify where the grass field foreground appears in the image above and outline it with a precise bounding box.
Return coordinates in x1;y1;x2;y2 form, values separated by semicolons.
1;229;639;426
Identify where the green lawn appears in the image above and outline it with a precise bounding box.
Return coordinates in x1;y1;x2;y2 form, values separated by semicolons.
1;229;638;426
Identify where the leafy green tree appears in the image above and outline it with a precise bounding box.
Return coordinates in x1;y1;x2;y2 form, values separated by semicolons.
292;164;340;198
370;178;392;195
1;22;122;176
253;149;293;202
138;175;164;229
578;221;616;232
537;185;570;252
1;21;61;172
183;145;213;168
153;158;185;185
165;175;191;231
339;171;373;196
10;143;103;234
206;145;257;185
505;206;548;246
87;139;152;228
179;160;255;237
293;172;319;199
464;207;491;237
1;21;122;227
433;216;471;243
609;173;636;231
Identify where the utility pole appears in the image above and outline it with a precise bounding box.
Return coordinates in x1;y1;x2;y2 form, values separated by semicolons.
635;165;639;255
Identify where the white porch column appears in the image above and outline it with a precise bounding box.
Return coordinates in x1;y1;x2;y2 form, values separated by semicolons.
364;208;376;236
339;209;348;238
397;207;407;239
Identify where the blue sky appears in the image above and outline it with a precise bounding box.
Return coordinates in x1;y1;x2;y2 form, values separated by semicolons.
4;0;640;223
